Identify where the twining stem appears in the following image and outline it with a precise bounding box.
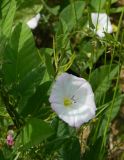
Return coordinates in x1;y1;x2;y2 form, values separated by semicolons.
1;92;24;130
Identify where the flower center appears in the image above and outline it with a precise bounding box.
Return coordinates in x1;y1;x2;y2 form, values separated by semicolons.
64;98;72;107
96;24;100;30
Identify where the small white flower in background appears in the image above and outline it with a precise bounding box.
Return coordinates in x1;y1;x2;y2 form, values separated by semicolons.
49;73;96;128
27;13;41;29
91;13;113;37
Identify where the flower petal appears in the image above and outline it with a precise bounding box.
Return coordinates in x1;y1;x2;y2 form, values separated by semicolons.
27;13;41;29
49;73;96;127
91;13;113;37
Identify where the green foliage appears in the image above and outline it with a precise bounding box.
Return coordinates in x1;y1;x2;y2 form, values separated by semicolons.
17;118;53;149
83;137;104;160
0;0;124;159
90;64;119;105
59;1;85;33
56;1;85;51
3;23;41;85
0;0;16;37
59;137;81;160
90;0;106;11
40;48;55;79
15;0;43;23
21;81;51;117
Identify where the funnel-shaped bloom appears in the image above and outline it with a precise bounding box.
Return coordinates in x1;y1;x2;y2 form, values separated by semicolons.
91;13;113;37
49;73;96;128
27;13;40;29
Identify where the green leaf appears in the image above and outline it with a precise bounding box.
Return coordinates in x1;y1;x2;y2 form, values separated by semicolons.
40;0;60;15
83;137;105;160
0;150;5;160
21;81;51;117
53;118;80;160
59;1;85;33
97;93;123;138
44;53;55;78
105;93;123;120
0;96;7;117
90;0;106;11
1;0;16;37
0;0;9;19
57;120;71;137
110;6;124;13
3;23;41;85
18;118;53;149
56;1;85;51
41;49;55;79
15;65;46;112
80;40;104;68
45;137;69;154
15;0;43;23
59;137;81;160
52;118;76;138
111;0;118;4
89;65;119;105
0;35;7;66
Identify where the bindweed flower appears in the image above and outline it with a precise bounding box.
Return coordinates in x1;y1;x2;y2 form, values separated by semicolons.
6;130;14;147
91;13;113;37
27;13;41;29
49;73;96;128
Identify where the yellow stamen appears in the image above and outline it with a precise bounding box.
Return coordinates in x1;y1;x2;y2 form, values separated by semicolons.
96;24;100;30
64;98;72;107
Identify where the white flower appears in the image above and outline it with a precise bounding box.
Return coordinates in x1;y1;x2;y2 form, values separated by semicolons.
91;13;113;37
49;73;96;128
27;13;41;29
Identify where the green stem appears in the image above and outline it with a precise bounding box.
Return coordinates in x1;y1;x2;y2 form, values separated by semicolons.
1;92;24;129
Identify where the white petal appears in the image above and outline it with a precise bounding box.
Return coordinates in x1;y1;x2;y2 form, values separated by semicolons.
59;114;75;127
55;73;86;98
51;103;66;114
91;13;99;26
59;109;95;128
91;13;113;37
49;73;96;128
49;73;88;103
74;111;95;127
73;82;93;104
27;13;41;29
98;14;113;33
96;29;105;37
49;87;64;104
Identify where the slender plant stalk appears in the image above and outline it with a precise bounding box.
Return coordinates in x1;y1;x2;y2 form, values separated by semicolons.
1;91;24;129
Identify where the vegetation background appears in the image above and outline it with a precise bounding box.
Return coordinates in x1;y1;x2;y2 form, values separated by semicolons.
0;0;124;159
